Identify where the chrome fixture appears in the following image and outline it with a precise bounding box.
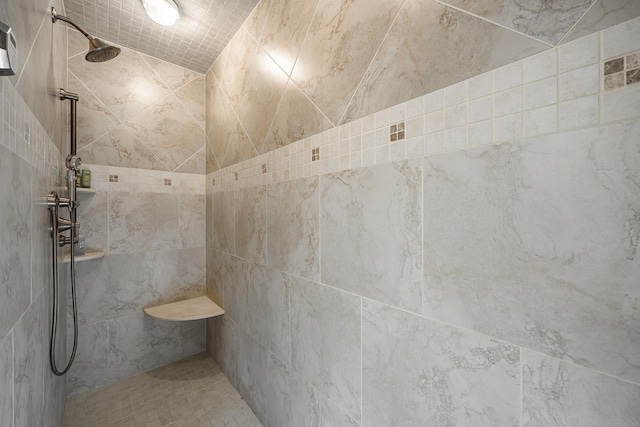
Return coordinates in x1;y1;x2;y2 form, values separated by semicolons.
142;0;180;26
51;7;120;62
47;87;83;376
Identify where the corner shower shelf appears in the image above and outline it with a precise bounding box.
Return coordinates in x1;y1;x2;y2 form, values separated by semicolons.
143;296;224;321
63;250;105;264
76;187;96;195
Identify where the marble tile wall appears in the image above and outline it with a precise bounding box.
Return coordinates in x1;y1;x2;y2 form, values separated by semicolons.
206;17;640;427
204;0;640;172
0;0;68;425
67;29;206;174
67;164;207;395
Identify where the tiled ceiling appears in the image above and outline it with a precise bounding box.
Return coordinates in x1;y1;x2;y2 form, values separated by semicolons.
62;0;260;73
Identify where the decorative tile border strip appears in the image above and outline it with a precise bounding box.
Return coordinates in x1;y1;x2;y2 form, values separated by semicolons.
209;18;640;193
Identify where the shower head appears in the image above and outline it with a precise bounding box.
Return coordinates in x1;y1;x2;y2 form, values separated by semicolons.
51;7;121;63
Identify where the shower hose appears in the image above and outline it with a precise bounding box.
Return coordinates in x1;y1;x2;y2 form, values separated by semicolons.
48;192;79;376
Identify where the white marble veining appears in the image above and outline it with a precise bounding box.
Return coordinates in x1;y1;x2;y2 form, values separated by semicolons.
321;160;422;312
74;253;149;325
522;350;640;425
290;276;362;421
179;193;206;249
147;247;205;306
0;330;12;427
236;329;269;422
67;321;110;395
249;263;291;364
363;300;520;426
422;121;640;383
212;191;235;253
235;185;267;264
109;191;180;254
13;294;45;427
266;350;321;427
221;253;250;331
267;177;320;281
0;146;32;338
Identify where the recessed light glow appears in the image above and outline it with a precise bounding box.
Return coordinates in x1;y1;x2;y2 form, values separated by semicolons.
141;0;180;26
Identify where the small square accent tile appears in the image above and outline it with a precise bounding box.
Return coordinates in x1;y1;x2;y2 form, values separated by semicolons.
262;163;267;174
108;174;118;182
627;68;640;85
312;148;320;161
164;178;172;186
234;172;239;181
605;72;625;90
604;57;624;75
390;122;405;142
212;178;216;186
627;52;640;69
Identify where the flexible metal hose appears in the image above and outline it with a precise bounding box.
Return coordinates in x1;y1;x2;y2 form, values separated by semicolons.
48;192;79;376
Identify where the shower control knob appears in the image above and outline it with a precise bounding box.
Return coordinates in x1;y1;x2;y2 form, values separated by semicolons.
66;155;82;171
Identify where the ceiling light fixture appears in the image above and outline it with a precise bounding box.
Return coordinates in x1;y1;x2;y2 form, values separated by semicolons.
141;0;180;26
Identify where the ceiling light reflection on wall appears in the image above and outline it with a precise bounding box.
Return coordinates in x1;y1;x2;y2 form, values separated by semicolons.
141;0;180;26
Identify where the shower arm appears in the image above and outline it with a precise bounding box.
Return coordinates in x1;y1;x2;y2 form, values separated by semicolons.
51;8;92;40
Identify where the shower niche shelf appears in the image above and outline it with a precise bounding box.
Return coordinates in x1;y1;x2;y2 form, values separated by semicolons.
143;296;224;321
63;250;105;264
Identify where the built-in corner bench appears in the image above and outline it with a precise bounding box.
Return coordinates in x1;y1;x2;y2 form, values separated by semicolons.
143;296;224;321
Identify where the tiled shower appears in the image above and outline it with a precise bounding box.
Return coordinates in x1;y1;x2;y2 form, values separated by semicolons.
1;0;640;426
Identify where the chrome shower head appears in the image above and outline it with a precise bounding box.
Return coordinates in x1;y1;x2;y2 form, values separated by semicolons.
51;7;121;63
86;37;121;62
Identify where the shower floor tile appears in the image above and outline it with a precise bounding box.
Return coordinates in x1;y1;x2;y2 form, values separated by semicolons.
62;353;263;427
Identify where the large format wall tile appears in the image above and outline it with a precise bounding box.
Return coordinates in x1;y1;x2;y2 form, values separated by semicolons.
125;94;205;171
563;0;640;43
67;321;110;395
321;160;422;312
147;247;205;306
0;329;12;427
109;191;180;254
69;50;170;123
142;55;202;92
249;263;291;364
236;329;269;422
362;300;520;426
291;0;404;124
343;1;548;123
207;77;257;169
174;76;206;128
212;190;235;253
212;316;238;387
235;185;267;264
267;177;320;281
13;295;45;427
0;147;31;338
221;254;250;331
79;125;168;171
75;253;149;325
227;35;289;150
252;0;321;76
522;351;640;425
75;186;109;253
422;121;640;383
261;81;334;154
179;193;206;249
107;313;203;383
68;72;121;150
290;276;361;421
440;0;593;44
266;351;321;427
206;249;225;306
